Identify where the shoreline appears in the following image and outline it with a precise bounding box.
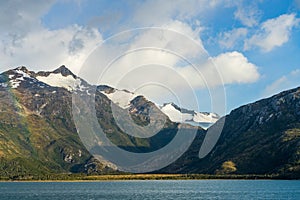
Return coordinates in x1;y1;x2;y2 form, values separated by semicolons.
1;174;297;182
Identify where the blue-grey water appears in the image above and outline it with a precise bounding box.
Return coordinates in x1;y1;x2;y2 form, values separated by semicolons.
0;180;299;200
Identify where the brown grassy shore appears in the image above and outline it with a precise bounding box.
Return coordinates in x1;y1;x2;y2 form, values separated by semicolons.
0;173;283;182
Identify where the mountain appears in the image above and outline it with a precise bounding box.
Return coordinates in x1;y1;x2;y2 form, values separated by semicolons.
0;65;299;179
0;66;203;178
0;66;116;178
35;65;91;92
98;87;219;129
161;87;300;178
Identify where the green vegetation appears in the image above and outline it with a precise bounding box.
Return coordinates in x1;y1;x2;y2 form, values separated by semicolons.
0;69;299;180
159;87;300;179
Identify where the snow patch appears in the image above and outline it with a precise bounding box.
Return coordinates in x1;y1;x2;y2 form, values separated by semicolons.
193;112;219;124
36;73;82;91
101;89;138;109
0;83;8;88
160;103;193;122
6;69;34;89
15;69;31;78
9;80;21;88
160;103;219;129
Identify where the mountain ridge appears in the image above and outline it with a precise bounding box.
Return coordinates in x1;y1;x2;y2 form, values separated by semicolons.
160;86;300;178
1;65;216;128
0;65;299;179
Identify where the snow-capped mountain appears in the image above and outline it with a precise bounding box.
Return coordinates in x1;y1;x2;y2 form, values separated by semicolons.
98;86;220;129
0;66;50;89
0;65;89;92
1;65;300;178
1;66;220;129
35;65;90;93
160;103;219;129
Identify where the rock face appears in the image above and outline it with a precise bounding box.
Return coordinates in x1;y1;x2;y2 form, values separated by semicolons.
0;66;115;177
161;87;300;178
0;65;299;178
98;86;219;130
0;66;203;177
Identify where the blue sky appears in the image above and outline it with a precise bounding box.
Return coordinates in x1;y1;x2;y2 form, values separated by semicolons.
1;0;300;114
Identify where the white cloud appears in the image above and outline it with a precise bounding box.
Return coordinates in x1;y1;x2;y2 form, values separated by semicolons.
219;28;248;49
174;52;260;90
210;51;260;84
244;13;300;52
0;1;103;74
82;25;260;99
0;1;85;73
0;25;102;74
234;4;261;27
81;20;206;87
264;69;300;97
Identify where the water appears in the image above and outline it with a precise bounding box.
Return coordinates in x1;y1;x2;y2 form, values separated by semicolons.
0;180;299;200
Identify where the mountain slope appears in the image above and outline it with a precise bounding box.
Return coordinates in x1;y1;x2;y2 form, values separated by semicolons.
0;66;203;177
0;65;299;179
161;87;300;178
0;67;115;178
99;86;219;129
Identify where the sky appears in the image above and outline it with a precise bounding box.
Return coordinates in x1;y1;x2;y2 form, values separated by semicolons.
1;0;300;115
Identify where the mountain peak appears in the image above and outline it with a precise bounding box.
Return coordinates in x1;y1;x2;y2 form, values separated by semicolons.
53;65;76;77
0;66;31;77
162;102;182;111
14;66;30;73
